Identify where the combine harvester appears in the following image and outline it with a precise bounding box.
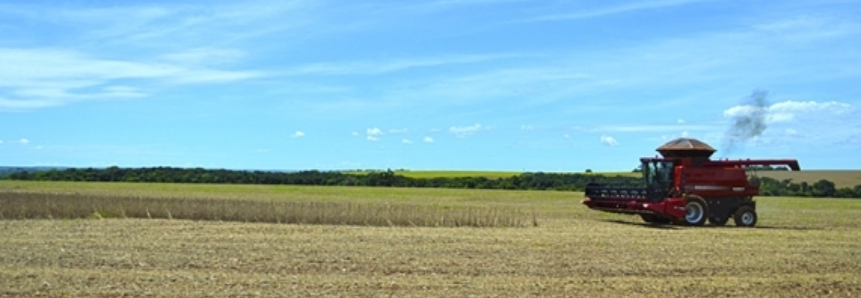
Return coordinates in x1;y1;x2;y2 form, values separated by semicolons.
582;138;800;227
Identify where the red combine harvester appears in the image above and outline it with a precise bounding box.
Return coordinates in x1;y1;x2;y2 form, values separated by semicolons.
582;138;800;227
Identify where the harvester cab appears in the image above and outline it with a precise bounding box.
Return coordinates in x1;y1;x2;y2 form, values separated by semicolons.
642;159;674;203
583;138;800;227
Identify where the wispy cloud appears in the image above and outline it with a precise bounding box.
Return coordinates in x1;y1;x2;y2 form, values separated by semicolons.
752;15;861;44
0;1;307;111
159;48;247;67
594;124;715;133
19;138;30;145
47;2;314;45
423;136;435;143
520;0;714;23
372;13;861;113
375;0;528;16
0;48;262;110
292;131;306;138
284;54;515;76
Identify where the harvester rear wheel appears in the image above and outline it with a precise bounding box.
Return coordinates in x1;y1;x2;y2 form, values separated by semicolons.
733;206;757;227
684;195;708;226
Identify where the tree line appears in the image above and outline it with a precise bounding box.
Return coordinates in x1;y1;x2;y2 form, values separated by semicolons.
3;166;860;198
3;166;637;191
751;176;861;198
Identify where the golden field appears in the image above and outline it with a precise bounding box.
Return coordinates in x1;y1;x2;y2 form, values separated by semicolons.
1;181;860;297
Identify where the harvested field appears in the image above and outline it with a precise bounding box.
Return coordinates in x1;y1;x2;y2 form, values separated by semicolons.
1;181;861;297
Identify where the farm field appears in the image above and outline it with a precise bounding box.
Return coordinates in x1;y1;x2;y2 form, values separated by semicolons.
1;181;861;297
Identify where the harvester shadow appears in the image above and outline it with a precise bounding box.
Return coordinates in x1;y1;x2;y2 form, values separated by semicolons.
601;219;682;230
677;224;824;231
601;219;823;231
746;225;824;231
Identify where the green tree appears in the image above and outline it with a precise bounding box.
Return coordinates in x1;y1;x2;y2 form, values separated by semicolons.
812;179;837;197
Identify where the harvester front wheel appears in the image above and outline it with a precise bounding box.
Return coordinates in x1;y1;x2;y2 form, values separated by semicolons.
684;196;708;226
733;206;757;227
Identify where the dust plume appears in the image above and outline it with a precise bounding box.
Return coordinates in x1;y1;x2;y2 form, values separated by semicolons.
722;90;770;155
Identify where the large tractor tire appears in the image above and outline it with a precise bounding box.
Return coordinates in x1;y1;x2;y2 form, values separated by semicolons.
733;206;758;227
640;214;671;224
683;195;708;226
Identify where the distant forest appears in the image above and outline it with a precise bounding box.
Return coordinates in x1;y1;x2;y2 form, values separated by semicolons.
3;166;860;198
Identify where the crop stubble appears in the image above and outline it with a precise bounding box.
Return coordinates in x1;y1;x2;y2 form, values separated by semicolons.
1;182;860;297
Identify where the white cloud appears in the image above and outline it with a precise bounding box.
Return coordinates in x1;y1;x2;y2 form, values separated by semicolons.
769;100;851;122
389;128;409;133
351;131;359;136
520;125;533;130
402;139;412;144
366;127;384;141
784;128;798;136
677;119;685;124
681;131;689;137
19;138;29;145
722;105;766;118
423;136;434;143
563;134;570;139
449;123;485;138
600;135;619;146
36;145;43;150
0;139;3;145
292;131;305;138
723;100;852;123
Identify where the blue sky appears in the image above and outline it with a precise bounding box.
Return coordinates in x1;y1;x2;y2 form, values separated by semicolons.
1;0;860;171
